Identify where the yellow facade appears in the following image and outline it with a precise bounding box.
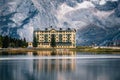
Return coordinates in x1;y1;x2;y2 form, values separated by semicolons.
34;28;76;48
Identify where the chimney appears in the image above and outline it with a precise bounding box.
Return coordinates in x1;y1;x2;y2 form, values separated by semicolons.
60;28;62;30
68;28;70;30
50;26;52;28
45;28;48;30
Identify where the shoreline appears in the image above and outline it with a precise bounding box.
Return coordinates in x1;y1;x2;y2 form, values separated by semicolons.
0;47;120;53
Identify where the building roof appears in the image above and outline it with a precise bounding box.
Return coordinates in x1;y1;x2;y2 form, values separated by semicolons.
34;27;76;32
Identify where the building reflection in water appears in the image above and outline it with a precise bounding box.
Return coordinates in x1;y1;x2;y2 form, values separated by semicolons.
34;58;76;72
27;50;76;80
30;51;76;71
33;59;76;80
28;49;76;56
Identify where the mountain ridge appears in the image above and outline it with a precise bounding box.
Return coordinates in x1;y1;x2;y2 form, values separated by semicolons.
0;0;120;46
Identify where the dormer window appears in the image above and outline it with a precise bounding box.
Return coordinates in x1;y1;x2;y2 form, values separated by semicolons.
45;28;48;31
68;28;71;30
60;28;62;30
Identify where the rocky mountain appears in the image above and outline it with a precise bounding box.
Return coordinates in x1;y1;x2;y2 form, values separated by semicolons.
0;0;120;46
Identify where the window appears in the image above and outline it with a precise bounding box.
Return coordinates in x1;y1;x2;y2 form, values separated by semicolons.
66;34;71;42
59;34;62;42
44;34;48;42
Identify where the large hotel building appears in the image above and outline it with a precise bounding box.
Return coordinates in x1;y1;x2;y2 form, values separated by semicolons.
33;27;76;48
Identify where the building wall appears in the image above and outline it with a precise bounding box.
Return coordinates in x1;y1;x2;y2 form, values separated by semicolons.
34;28;76;48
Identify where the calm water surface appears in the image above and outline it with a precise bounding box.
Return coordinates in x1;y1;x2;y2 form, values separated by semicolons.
0;51;120;80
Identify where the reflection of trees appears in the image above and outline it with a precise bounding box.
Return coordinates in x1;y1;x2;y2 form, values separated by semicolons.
0;60;34;80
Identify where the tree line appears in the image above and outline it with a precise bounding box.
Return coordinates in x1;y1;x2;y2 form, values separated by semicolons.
0;35;27;48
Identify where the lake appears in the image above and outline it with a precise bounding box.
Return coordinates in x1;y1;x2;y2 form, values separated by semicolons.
0;51;120;80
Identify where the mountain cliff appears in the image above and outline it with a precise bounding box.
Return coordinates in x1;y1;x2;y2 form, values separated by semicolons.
0;0;120;45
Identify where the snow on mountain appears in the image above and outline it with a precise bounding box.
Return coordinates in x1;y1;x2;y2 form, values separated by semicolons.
0;0;120;45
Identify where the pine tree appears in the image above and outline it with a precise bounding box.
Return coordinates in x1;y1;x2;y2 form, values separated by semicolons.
0;35;28;48
50;34;56;48
0;36;2;47
33;36;37;47
23;38;27;47
2;36;10;48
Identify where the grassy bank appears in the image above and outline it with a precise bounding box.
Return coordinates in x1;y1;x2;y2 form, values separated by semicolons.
0;46;120;53
70;46;120;52
0;48;53;53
